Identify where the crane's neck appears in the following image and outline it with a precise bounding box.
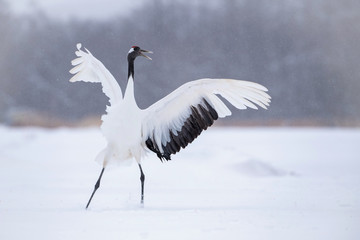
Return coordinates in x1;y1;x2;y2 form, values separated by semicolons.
128;58;135;80
124;58;137;105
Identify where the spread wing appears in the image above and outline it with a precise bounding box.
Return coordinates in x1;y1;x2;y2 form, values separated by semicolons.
141;78;271;161
69;43;123;105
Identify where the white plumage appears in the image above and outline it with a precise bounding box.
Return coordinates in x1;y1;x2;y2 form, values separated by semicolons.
70;43;123;105
69;43;271;208
142;78;270;154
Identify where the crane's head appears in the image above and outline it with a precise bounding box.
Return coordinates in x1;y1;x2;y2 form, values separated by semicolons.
127;46;153;62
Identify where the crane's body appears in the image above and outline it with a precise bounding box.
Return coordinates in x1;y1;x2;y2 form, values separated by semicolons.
69;43;271;209
99;76;145;166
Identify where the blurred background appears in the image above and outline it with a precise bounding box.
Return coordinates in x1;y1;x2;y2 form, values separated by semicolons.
1;0;359;127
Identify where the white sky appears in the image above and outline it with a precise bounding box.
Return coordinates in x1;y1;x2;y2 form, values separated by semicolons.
6;0;146;21
5;0;215;21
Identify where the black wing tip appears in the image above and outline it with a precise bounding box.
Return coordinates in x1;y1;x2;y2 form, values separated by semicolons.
146;138;172;161
146;97;218;162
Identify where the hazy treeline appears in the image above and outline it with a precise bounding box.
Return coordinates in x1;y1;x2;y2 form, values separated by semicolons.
0;0;359;126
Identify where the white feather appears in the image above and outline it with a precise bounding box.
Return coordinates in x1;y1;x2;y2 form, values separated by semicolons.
141;78;271;153
69;43;123;105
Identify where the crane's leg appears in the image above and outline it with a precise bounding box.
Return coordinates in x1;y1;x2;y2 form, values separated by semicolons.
138;164;145;205
86;167;105;209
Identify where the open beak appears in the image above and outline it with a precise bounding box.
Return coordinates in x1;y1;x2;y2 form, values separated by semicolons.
140;49;153;60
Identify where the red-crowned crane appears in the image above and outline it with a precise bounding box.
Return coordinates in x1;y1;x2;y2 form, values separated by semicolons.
69;43;271;209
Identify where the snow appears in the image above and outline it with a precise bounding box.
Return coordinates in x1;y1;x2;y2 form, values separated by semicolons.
0;126;359;240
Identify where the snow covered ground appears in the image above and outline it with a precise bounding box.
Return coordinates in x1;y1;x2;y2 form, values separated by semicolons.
0;126;359;240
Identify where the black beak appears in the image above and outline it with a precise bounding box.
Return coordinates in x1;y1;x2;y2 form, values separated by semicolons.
140;49;153;60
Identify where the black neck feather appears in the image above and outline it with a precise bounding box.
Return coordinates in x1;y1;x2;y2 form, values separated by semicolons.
128;58;134;79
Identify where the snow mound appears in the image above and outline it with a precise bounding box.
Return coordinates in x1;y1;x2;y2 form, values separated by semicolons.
234;159;289;177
